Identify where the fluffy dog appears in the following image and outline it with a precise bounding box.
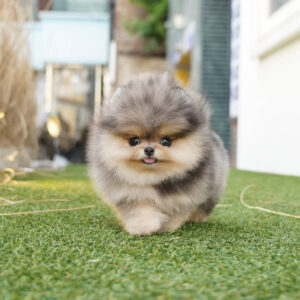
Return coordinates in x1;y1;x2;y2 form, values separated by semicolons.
88;72;228;235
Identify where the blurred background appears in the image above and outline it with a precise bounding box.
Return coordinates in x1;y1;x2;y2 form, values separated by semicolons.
0;0;299;179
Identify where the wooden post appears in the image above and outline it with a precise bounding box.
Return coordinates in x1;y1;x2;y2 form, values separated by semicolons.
94;65;103;118
45;63;54;114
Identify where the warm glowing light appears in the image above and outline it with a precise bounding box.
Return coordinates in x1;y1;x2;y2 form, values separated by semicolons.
46;115;61;138
0;112;5;120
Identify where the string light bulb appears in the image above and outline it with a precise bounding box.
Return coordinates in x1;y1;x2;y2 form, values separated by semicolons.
46;115;61;138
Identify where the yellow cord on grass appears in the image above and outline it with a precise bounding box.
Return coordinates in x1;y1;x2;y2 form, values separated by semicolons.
240;185;300;219
1;185;299;218
0;205;95;216
0;197;69;206
0;196;95;216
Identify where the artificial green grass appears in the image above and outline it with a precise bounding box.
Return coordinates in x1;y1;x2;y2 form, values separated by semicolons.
0;165;299;299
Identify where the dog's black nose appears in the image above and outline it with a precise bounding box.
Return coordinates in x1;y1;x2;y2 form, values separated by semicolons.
144;147;155;156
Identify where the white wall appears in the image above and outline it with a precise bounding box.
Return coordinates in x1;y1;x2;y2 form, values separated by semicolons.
237;0;300;176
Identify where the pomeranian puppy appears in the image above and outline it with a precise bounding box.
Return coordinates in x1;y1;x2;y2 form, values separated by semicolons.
88;72;228;235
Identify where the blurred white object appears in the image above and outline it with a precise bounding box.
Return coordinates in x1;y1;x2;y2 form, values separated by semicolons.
172;14;185;29
53;154;69;169
19;167;35;173
30;155;69;170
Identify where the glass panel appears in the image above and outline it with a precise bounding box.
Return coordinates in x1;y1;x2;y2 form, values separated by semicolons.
51;0;109;13
270;0;291;14
51;66;95;162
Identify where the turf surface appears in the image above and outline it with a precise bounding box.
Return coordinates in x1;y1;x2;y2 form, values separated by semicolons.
0;165;299;299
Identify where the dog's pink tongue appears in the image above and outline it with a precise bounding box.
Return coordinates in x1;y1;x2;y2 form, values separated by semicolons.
143;157;156;164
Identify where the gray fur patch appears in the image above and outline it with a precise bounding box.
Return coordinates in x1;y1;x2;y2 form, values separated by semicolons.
154;155;211;195
99;73;209;135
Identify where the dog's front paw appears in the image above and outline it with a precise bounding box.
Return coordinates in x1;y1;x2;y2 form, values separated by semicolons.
125;216;162;236
187;209;208;223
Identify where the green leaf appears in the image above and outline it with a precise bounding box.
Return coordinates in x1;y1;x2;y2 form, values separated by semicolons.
125;0;168;52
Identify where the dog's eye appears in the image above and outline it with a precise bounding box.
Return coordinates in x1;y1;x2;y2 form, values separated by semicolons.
129;137;140;146
160;137;171;147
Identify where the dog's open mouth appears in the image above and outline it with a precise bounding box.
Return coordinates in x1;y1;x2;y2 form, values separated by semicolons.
142;157;157;165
